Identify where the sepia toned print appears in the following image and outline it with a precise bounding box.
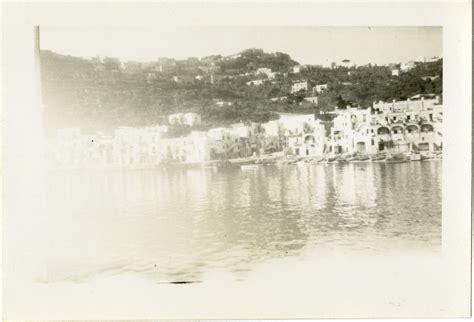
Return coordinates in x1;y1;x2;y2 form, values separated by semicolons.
2;1;472;319
38;26;443;284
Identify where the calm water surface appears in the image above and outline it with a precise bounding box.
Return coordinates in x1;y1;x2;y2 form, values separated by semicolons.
44;161;442;283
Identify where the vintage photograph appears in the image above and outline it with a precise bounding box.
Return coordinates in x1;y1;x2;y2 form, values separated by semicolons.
37;26;444;284
2;1;472;319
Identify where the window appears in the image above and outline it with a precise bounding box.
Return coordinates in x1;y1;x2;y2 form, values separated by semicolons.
371;139;374;146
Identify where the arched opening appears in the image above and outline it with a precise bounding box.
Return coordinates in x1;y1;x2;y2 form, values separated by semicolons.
304;134;316;144
391;125;404;134
356;142;366;153
406;124;419;134
377;126;390;135
421;124;434;132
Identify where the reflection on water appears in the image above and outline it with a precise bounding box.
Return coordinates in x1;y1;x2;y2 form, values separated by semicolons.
43;161;442;283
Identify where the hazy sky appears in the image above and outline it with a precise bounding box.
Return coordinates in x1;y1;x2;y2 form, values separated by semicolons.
41;26;442;66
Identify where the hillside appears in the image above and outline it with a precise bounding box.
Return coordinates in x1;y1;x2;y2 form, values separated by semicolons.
40;49;442;132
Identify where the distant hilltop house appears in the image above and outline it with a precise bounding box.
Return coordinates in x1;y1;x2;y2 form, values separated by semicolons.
303;96;318;105
291;65;310;74
221;53;242;60
341;59;351;68
291;80;308;93
246;79;265;86
415;56;426;63
256;67;278;80
391;69;400;76
214;99;233;107
400;61;416;72
292;65;302;73
421;75;440;81
426;56;441;63
313;84;328;94
256;67;272;75
270;96;287;102
168;112;202;127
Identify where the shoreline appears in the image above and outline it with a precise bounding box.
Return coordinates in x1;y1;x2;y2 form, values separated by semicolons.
47;151;442;171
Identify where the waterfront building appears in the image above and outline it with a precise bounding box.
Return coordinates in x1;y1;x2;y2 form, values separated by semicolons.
330;95;443;155
287;119;327;157
330;107;374;155
158;131;211;163
278;113;315;137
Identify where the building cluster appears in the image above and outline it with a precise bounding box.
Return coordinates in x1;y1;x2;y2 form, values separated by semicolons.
49;112;328;168
329;94;443;155
49;95;443;169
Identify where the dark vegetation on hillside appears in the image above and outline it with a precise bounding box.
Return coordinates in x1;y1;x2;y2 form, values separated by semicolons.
40;48;442;133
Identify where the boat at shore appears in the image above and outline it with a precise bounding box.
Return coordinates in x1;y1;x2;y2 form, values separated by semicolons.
348;154;371;163
385;153;408;163
371;154;386;162
409;152;422;161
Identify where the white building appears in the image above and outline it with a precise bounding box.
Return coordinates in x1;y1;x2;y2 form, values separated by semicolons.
304;97;318;105
261;120;280;137
292;65;302;73
400;61;416;72
372;95;440;114
426;56;441;63
270;96;287;102
183;113;202;126
246;79;265;86
216;100;233;107
278;113;315;137
391;69;400;76
330;95;443;156
291;81;308;94
256;67;272;76
313;84;328;94
287;119;327;157
168;113;184;125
